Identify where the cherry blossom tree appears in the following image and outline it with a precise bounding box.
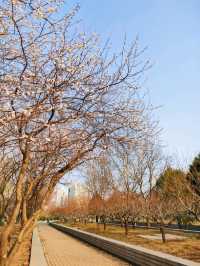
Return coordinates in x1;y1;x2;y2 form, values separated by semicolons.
0;0;152;264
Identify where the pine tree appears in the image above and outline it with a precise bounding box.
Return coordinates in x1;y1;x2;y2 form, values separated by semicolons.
188;154;200;196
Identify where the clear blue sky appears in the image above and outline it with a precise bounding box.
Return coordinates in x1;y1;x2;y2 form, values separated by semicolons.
67;0;200;165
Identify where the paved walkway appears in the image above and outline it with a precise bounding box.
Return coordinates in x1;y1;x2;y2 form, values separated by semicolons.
38;224;130;266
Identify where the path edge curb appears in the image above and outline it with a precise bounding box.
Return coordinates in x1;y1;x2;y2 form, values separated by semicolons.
30;225;48;266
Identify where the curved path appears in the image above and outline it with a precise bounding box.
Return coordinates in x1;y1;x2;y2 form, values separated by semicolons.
38;224;130;266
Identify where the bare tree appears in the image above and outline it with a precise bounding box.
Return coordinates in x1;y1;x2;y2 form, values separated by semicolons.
85;155;113;229
150;189;177;243
131;138;164;228
110;145;140;235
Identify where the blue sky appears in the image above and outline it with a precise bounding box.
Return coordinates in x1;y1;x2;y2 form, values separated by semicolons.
67;0;200;165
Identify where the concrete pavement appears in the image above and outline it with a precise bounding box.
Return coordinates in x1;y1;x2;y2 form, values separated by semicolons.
38;224;130;266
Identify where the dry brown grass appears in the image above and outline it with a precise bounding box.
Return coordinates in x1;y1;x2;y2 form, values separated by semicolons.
66;223;200;263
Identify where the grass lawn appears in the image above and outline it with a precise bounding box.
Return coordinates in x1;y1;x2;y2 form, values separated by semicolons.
65;222;200;263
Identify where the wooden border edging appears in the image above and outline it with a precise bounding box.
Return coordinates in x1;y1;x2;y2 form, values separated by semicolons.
49;222;200;266
30;226;47;266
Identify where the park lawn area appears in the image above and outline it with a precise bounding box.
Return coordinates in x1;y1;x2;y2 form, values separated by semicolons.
65;223;200;263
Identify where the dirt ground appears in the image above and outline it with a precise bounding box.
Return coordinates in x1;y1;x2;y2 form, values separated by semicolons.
66;223;200;263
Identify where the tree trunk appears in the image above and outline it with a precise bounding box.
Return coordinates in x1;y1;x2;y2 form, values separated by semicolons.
0;157;29;266
22;200;27;226
132;218;136;229
2;210;40;266
120;219;123;227
95;216;100;229
146;217;150;228
7;220;35;265
103;221;106;231
0;228;10;266
176;216;182;229
0;202;23;266
124;220;128;236
0;194;5;222
160;225;166;243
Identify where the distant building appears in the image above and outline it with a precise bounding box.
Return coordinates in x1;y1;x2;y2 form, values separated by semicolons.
53;185;68;206
67;182;87;200
50;182;87;207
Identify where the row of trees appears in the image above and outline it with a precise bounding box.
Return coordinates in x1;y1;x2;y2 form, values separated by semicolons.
48;151;200;243
0;0;154;265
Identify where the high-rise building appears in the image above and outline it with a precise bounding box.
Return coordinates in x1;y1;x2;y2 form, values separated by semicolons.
50;182;87;207
67;182;87;200
53;185;68;206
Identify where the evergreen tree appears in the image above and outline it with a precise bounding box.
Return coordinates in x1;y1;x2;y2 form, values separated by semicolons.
188;154;200;196
156;167;187;198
